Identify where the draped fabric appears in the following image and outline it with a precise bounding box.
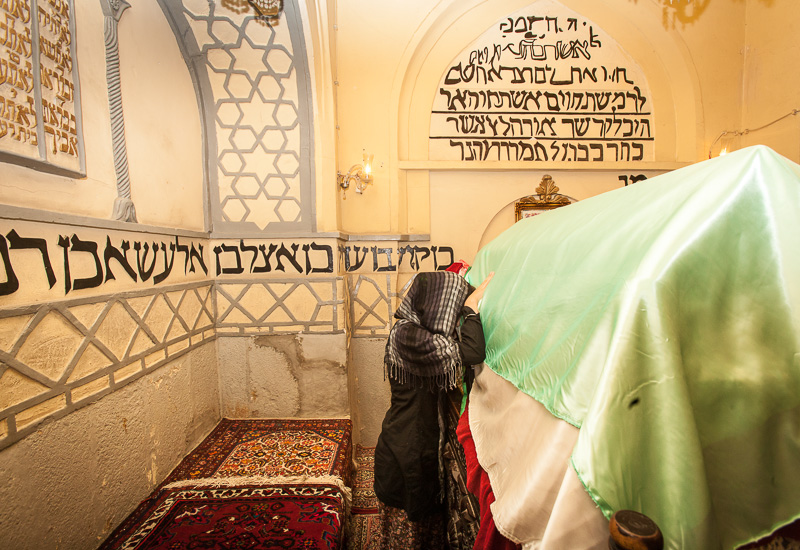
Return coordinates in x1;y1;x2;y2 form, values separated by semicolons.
468;365;607;549
466;146;800;550
385;271;471;390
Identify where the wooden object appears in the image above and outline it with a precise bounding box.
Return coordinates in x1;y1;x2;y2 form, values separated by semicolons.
609;510;664;550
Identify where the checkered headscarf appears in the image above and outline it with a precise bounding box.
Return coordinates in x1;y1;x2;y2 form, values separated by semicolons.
384;271;471;390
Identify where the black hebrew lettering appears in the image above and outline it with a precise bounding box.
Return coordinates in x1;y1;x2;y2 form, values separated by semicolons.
397;246;419;270
253;244;276;273
412;246;431;270
175;237;190;273
65;234;103;292
432;246;455;271
274;243;303;273
372;247;396;272
0;234;19;295
57;236;70;294
344;246;368;272
432;10;653;162
134;242;158;282
240;240;259;272
0;231;465;295
103;237;137;283
153;241;176;284
0;230;208;296
214;243;243;276
188;243;207;274
6;229;56;288
619;174;648;186
402;246;417;270
303;242;334;274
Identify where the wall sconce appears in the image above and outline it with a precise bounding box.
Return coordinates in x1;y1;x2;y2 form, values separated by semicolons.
337;153;374;199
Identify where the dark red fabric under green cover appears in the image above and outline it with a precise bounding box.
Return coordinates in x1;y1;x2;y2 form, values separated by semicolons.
99;483;345;550
457;403;520;550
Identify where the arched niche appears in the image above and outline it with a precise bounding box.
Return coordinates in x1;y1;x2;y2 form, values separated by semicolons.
390;0;703;255
478;177;577;251
393;0;703;164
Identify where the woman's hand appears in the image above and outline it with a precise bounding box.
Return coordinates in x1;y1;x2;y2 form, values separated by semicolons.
465;272;494;313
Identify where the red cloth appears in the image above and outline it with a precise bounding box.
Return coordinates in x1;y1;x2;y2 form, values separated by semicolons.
445;260;469;275
456;401;521;550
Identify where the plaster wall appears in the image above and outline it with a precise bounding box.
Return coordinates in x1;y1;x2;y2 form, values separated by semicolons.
116;1;205;231
0;1;204;231
331;0;753;250
300;0;340;233
217;333;349;418
349;336;390;446
739;0;800;160
0;341;220;550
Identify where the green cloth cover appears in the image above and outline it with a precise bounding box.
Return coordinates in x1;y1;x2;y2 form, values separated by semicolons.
467;146;800;550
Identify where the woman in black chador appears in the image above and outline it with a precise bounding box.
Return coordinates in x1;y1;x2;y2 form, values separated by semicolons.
374;270;493;549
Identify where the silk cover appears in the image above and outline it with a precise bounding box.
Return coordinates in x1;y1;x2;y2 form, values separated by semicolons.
468;365;608;549
466;146;800;549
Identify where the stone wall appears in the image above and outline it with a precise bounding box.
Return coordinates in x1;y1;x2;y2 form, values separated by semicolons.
0;340;220;550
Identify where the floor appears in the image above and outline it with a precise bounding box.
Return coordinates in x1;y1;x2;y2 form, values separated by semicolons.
348;445;379;550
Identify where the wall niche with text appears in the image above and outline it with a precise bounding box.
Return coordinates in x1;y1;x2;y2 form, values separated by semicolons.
431;0;653;163
0;0;85;175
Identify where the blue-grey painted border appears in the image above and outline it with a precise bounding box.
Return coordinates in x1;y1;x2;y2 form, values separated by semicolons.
284;0;316;233
156;0;316;237
156;0;215;234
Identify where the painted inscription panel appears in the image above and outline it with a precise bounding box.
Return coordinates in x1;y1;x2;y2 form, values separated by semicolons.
431;0;653;163
0;0;83;173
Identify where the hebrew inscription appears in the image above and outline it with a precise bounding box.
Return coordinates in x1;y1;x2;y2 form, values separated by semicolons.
339;245;455;273
431;1;653;162
0;230;207;298
0;0;84;173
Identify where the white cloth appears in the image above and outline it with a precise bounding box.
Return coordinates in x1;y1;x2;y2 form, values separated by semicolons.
469;364;609;549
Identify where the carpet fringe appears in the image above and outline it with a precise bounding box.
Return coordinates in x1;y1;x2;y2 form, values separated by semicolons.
163;474;352;512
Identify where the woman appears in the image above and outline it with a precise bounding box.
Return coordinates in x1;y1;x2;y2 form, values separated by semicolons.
374;270;493;549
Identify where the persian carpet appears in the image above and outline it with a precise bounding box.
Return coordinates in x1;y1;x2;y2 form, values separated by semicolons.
99;483;345;550
160;418;352;488
351;445;378;514
348;445;380;550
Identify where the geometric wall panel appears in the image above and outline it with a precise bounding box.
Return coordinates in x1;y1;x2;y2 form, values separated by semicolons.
0;282;215;451
159;0;315;235
347;274;416;337
216;277;344;334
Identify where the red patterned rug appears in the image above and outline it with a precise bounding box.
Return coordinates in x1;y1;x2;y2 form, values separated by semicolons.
161;418;353;487
349;446;380;550
99;483;345;550
351;445;378;514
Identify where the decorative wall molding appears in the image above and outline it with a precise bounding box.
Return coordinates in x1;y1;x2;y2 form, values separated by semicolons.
157;0;315;236
99;0;137;223
216;277;343;334
347;273;416;337
0;281;215;450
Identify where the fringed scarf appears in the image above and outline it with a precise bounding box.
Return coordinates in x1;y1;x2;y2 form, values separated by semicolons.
385;271;471;390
